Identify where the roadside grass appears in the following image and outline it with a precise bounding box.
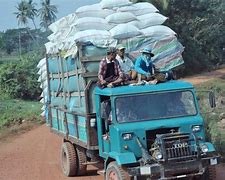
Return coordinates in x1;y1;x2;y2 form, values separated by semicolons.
194;76;225;158
0;55;19;63
0;94;43;140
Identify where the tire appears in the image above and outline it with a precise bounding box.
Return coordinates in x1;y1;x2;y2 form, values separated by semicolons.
61;142;77;177
194;166;216;180
207;166;216;180
106;161;130;180
76;145;87;176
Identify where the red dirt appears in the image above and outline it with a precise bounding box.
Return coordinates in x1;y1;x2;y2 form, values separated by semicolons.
0;68;225;180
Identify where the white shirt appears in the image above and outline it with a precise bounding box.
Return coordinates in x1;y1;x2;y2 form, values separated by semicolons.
116;55;134;74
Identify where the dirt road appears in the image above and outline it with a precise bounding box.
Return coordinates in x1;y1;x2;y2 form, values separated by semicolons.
0;68;225;180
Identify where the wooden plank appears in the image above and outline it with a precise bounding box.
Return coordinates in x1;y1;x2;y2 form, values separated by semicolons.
49;69;83;79
51;91;85;97
80;56;103;62
81;72;98;78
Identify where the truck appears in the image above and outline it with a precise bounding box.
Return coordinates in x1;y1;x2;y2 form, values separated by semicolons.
42;44;220;180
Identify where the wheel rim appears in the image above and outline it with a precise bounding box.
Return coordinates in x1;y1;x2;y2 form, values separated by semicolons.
62;151;68;172
108;169;119;180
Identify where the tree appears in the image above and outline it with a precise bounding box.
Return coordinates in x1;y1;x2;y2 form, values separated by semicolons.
14;0;38;50
14;0;29;27
27;0;38;29
38;0;58;30
132;0;225;75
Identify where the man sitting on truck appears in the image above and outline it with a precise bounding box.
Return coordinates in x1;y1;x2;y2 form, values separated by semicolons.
116;44;137;81
98;47;124;88
134;47;173;84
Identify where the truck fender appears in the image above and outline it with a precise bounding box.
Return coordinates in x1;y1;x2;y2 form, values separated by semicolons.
108;152;137;166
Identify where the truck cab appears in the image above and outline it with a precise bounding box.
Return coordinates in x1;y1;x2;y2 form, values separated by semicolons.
95;80;219;179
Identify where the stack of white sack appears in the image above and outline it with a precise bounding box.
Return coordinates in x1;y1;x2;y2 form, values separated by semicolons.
37;0;185;118
45;0;178;55
37;58;49;121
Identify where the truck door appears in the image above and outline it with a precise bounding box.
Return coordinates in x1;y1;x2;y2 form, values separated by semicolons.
98;96;111;156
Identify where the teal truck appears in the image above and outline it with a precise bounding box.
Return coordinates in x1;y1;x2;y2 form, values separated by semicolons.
43;44;220;180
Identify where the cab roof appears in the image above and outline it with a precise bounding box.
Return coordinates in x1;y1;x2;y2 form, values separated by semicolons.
94;80;194;96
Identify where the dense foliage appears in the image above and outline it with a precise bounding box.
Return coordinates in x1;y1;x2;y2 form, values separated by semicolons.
1;28;49;55
0;51;43;99
134;0;225;75
196;77;225;157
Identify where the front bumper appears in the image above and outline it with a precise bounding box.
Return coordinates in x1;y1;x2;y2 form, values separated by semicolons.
127;156;220;180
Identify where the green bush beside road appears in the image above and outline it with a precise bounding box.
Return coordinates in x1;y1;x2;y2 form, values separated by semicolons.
0;95;42;132
195;76;225;158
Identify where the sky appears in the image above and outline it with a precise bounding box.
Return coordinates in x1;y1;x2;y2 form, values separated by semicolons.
0;0;100;31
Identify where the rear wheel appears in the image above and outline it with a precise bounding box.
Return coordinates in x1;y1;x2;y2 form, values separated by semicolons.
76;145;87;176
61;142;77;177
106;161;130;180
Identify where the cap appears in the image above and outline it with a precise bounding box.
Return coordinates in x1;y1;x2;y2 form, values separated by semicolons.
140;47;154;57
116;44;126;50
107;47;117;54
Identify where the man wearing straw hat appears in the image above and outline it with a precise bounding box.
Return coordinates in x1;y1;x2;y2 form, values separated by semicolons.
135;47;169;84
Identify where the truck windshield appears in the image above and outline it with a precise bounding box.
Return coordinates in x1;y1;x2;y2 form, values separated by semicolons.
115;91;197;123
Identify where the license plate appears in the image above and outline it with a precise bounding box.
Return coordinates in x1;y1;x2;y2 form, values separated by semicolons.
140;166;151;175
210;158;217;165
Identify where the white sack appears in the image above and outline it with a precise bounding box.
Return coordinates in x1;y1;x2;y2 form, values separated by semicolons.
38;71;47;82
48;13;76;33
141;25;176;37
126;20;140;28
100;0;132;9
74;17;112;31
106;12;136;24
132;3;159;16
45;42;56;54
110;24;141;39
117;3;158;15
72;30;111;42
41;111;45;117
41;105;45;111
40;98;45;104
47;33;56;41
37;58;46;69
137;13;168;29
76;4;114;18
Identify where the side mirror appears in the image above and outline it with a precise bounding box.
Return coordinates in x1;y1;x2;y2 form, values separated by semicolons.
209;91;216;108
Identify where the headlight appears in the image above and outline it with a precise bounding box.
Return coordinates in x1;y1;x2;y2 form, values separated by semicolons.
200;144;209;153
192;125;201;132
152;150;163;160
122;133;133;140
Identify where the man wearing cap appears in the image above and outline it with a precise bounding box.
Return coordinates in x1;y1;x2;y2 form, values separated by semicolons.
98;47;124;88
116;44;137;81
135;47;156;82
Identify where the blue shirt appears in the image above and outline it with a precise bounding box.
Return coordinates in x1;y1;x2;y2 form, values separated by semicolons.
134;54;154;75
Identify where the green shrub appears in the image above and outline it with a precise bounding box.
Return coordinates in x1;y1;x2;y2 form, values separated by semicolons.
0;52;43;100
195;77;225;157
0;99;42;130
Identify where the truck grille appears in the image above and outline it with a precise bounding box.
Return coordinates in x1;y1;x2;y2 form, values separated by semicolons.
162;133;197;161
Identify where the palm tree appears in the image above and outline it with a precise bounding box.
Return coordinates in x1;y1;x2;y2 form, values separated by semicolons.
14;0;29;27
38;0;58;30
27;0;38;29
14;0;38;52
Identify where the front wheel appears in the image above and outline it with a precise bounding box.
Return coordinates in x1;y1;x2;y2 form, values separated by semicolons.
106;161;130;180
194;166;216;180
